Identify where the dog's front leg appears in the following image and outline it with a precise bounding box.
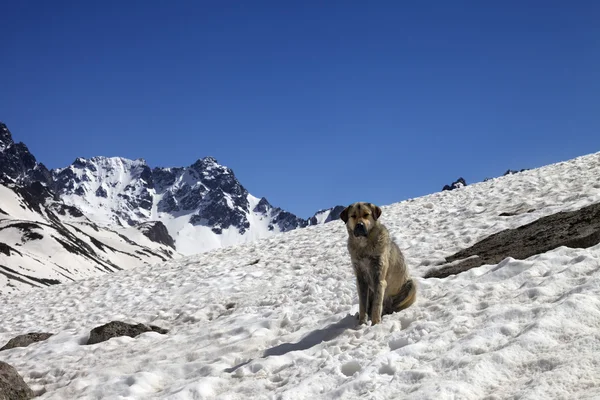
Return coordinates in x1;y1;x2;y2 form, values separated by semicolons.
356;276;369;325
370;260;388;325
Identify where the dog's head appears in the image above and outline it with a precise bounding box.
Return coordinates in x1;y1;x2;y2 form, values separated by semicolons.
340;202;382;238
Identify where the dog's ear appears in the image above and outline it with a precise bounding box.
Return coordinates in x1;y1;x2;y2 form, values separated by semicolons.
340;206;350;223
370;204;382;220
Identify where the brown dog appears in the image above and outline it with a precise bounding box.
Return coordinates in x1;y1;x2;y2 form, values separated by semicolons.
340;202;416;325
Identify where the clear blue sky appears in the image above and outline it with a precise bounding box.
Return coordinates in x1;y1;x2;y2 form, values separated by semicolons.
2;1;599;218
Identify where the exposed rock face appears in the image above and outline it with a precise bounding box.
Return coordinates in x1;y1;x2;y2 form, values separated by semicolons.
0;332;54;351
137;221;176;249
153;158;251;230
325;205;346;222
250;197;308;232
0;361;34;400
0;122;52;187
504;168;529;176
424;201;600;279
308;205;345;225
442;177;466;191
86;321;168;345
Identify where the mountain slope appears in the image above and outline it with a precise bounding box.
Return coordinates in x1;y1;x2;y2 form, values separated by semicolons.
0;177;177;296
53;155;338;255
1;151;600;398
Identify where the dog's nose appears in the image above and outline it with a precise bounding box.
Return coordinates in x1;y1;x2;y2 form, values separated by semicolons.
353;222;367;237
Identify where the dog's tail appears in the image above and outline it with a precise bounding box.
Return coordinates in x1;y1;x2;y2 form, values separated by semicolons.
392;279;417;312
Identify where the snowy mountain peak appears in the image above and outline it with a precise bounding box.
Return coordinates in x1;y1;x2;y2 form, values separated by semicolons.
53;156;155;226
51;154;333;254
0;122;52;186
1;122;344;257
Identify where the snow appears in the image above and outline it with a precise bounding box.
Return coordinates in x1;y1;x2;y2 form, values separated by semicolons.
55;156;153;227
2;151;600;399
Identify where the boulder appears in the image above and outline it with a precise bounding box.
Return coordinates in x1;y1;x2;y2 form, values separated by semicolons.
0;361;34;400
0;332;53;352
424;202;600;279
86;321;168;345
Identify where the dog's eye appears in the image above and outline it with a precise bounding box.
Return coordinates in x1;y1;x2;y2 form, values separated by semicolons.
351;215;356;219
363;214;370;218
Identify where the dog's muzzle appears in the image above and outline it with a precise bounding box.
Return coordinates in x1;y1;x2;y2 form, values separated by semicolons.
353;223;368;237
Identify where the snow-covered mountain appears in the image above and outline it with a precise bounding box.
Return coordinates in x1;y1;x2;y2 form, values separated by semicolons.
2;150;600;399
1;121;343;257
52;155;339;255
0;121;344;294
0;122;180;295
0;176;177;296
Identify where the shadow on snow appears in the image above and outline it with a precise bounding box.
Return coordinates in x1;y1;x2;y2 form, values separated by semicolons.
224;313;357;373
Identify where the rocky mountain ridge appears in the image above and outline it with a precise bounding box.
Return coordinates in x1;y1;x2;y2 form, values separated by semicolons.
0;122;342;256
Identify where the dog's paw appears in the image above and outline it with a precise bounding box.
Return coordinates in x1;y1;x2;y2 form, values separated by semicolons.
357;315;368;326
371;315;381;325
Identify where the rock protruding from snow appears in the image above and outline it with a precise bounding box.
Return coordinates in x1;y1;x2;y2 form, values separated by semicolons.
0;361;34;400
137;221;176;249
0;332;54;351
424;201;600;279
251;197;307;232
86;321;168;345
308;205;345;225
504;168;529;176
442;177;467;191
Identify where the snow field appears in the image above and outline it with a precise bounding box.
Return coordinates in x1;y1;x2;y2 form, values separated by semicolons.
1;151;600;399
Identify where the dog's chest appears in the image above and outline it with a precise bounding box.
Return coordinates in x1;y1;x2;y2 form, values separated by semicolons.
353;257;377;287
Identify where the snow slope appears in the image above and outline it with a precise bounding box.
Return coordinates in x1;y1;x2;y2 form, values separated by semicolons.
0;181;178;296
2;151;600;399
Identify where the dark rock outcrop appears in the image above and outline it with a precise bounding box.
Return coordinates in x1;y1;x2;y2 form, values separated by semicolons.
86;321;168;345
252;197;271;214
308;205;345;225
442;177;466;191
0;122;52;187
0;361;34;399
504;168;529;176
49;203;85;218
137;221;176;249
269;209;307;232
325;205;346;222
424;202;600;279
0;332;54;351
